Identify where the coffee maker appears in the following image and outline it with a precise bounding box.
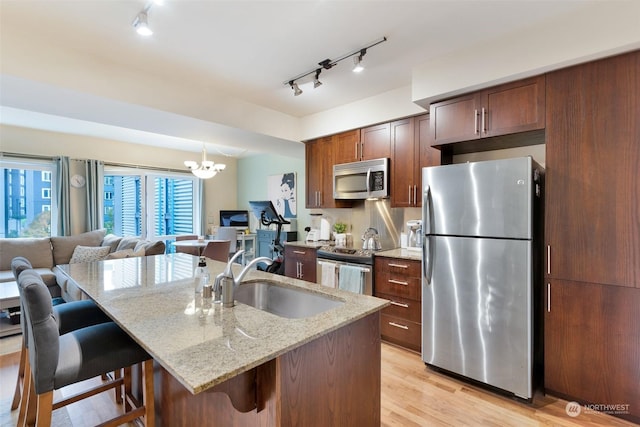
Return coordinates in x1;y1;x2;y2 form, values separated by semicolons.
406;220;422;251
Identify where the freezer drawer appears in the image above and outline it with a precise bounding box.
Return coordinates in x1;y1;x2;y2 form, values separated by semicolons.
422;235;533;398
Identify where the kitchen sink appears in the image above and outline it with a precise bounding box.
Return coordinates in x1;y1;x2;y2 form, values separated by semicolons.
234;281;344;319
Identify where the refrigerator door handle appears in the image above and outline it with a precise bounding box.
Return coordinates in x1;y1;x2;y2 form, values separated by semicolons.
422;185;433;284
423;236;433;285
422;185;431;234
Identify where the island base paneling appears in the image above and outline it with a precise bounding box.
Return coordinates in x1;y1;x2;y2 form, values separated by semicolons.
154;312;381;426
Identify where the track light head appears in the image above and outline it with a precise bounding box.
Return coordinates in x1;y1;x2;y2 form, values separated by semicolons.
133;11;152;36
313;69;323;89
289;81;303;96
353;48;367;73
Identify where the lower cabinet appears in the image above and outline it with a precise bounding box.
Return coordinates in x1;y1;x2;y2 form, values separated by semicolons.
545;279;640;422
284;245;317;283
374;256;422;352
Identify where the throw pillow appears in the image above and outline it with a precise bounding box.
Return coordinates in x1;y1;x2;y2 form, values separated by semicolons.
51;229;107;265
105;249;134;259
69;245;111;264
101;234;122;253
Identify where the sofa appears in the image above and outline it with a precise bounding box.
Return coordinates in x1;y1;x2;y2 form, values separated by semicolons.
0;229;165;302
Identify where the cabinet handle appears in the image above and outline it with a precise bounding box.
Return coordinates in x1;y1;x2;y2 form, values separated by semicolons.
547;245;551;275
355;141;358;160
293;250;306;255
388;321;409;330
360;142;364;160
481;107;487;134
413;185;417;206
547;283;551;313
299;262;303;279
388;263;408;269
474;109;479;135
388;279;409;286
408;186;412;205
390;301;409;308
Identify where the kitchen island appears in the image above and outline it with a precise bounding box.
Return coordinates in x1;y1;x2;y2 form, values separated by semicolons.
56;253;387;426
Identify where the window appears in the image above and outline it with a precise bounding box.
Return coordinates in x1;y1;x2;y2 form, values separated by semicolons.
0;158;57;238
103;168;200;240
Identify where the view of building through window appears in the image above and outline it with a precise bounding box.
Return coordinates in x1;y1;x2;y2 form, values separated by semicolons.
0;161;56;238
103;171;199;244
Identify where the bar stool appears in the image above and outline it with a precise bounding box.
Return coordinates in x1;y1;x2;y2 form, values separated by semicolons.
10;257;112;412
17;269;155;427
175;234;199;256
202;240;231;262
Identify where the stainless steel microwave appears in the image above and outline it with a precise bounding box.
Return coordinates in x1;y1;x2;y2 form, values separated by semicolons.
333;158;389;200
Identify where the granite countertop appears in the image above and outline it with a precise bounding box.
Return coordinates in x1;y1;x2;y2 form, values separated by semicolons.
57;253;387;395
375;247;422;261
285;240;329;249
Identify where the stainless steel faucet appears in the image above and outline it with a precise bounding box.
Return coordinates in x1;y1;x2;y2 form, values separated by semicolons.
213;250;273;308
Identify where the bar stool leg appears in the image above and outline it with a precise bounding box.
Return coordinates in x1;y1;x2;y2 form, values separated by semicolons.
11;336;26;410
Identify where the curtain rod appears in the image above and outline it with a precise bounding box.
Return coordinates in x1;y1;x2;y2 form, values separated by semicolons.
0;152;56;161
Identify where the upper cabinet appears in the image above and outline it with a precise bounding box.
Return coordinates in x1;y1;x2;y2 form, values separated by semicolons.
430;75;546;146
333;129;361;165
390;115;442;207
305;136;351;209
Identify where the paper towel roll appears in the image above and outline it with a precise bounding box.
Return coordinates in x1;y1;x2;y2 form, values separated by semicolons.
320;218;331;240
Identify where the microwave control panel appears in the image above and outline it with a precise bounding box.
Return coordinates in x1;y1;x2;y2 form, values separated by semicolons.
371;171;385;191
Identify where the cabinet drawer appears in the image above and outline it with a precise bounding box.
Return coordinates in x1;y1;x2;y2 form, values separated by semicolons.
374;257;421;278
380;314;421;353
375;292;421;324
375;272;421;300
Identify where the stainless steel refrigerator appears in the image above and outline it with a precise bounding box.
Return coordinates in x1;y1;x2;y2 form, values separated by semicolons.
421;156;543;399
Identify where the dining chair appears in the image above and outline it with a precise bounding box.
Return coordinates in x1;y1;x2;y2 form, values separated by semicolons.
175;234;199;256
202;240;231;262
10;257;112;413
17;269;155;427
216;227;238;259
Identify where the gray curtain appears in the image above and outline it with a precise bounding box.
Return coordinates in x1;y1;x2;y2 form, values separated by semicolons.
199;179;206;235
56;156;71;236
85;159;104;231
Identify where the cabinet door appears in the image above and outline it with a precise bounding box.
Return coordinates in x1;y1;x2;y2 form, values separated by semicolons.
545;51;640;287
361;123;391;160
305;139;323;208
390;118;416;207
284;246;317;282
430;93;481;145
333;129;360;165
545;279;640;420
415;113;443;207
484;75;545;137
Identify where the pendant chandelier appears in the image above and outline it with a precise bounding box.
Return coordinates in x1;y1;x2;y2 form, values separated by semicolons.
184;147;226;179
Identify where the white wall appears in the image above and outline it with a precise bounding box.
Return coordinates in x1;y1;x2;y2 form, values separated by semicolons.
0;124;237;234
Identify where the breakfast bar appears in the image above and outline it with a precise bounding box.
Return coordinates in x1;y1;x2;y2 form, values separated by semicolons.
55;253;387;426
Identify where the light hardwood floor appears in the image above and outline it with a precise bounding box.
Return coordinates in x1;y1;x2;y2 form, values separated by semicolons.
1;341;637;426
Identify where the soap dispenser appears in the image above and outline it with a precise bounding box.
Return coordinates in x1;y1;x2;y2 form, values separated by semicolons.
194;256;211;313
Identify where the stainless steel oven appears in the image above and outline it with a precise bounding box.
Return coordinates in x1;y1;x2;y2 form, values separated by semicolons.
316;246;374;295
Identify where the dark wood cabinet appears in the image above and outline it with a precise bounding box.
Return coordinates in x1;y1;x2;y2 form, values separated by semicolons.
360;122;391;160
284;245;317;283
391;114;443;207
374;256;422;352
544;50;640;423
545;280;640;421
545;51;640;288
430;75;545;146
333;129;361;165
305;137;351;209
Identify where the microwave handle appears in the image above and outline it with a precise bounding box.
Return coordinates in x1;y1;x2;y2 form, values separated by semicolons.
366;168;371;193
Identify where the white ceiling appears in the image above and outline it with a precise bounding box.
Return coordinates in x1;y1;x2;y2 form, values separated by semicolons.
0;0;615;157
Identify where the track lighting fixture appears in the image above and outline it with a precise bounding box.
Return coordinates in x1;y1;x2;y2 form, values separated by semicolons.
313;69;323;88
289;81;303;96
132;1;163;36
184;146;226;179
283;37;387;96
352;49;366;73
133;11;152;36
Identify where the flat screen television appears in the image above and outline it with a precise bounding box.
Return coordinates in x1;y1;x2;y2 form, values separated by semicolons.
219;210;249;229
